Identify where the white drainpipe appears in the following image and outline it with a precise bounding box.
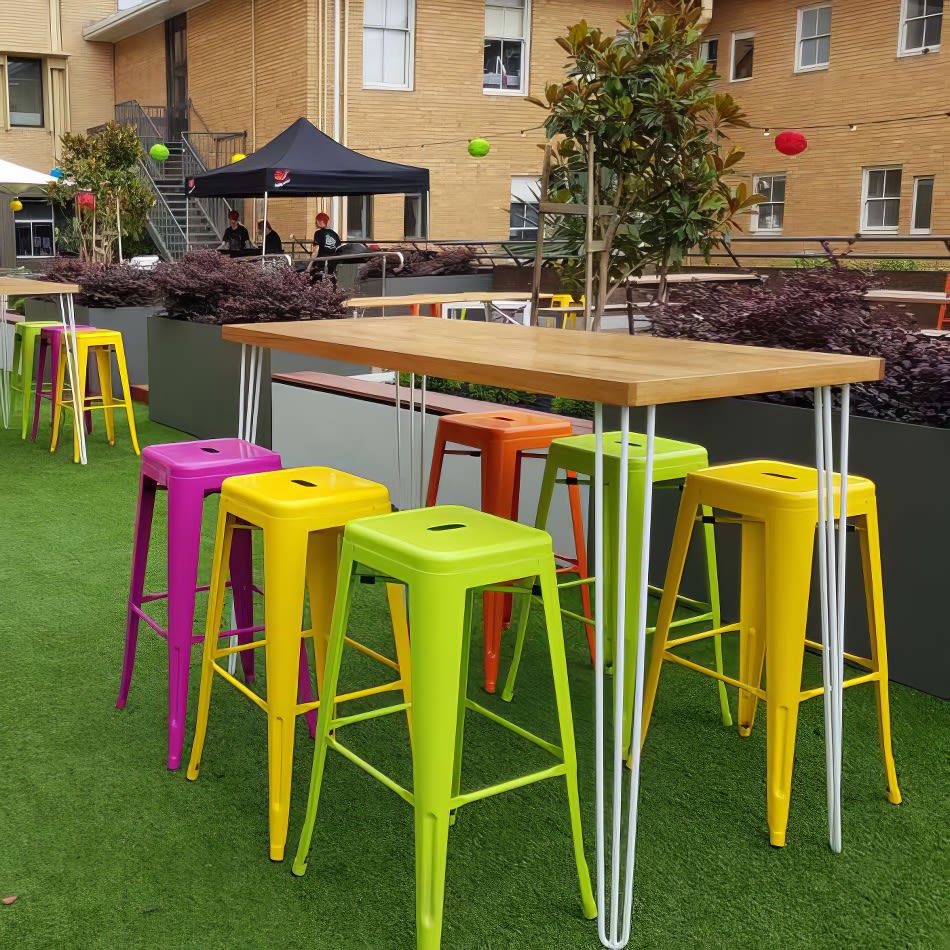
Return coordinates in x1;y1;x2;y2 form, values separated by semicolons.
698;0;713;30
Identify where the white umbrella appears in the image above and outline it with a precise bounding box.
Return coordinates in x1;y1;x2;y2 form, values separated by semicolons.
0;158;55;196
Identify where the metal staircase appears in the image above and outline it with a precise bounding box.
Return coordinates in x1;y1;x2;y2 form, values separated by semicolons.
116;100;245;260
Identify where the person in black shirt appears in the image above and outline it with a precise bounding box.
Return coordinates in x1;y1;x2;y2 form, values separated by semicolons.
306;211;341;277
218;210;250;253
257;219;283;254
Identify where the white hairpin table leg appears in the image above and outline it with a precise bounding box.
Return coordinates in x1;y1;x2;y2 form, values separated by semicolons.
237;344;264;445
596;402;656;949
0;293;9;429
60;294;87;465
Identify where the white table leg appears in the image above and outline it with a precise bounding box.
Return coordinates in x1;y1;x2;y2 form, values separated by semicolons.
814;384;850;854
238;343;265;444
596;402;656;948
59;294;87;465
0;294;9;429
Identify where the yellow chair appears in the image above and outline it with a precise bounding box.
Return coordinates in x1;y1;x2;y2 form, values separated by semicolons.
50;328;140;462
547;293;582;329
641;459;901;847
187;466;412;861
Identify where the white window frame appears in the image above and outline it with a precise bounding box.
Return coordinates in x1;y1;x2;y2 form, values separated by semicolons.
911;175;934;234
363;0;415;91
346;195;373;240
751;174;786;232
699;36;719;74
730;30;755;82
13;199;56;258
509;176;540;240
795;5;832;72
898;0;943;56
5;55;45;128
860;166;903;233
483;0;531;96
403;192;428;239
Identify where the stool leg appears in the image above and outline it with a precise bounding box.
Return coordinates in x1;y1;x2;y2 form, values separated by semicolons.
567;471;596;662
165;480;206;769
425;432;448;506
640;481;699;746
19;328;37;439
113;337;141;455
538;565;597;920
499;580;535;702
262;524;310;861
70;342;91;464
50;337;71;454
94;345;116;445
10;329;23;413
187;509;234;782
737;520;767;736
701;506;732;727
293;544;358;877
386;582;414;741
303;528;342;737
117;473;157;708
408;580;469;950
856;509;901;805
228;524;257;684
449;590;475;822
31;336;48;442
763;517;813;847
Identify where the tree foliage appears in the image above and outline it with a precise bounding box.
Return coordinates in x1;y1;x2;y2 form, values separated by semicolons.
47;123;154;263
530;0;760;326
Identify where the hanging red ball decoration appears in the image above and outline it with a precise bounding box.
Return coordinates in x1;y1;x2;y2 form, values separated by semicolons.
75;190;96;211
774;130;808;156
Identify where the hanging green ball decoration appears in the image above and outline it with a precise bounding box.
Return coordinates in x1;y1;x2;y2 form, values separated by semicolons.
468;138;491;158
149;143;170;162
9;199;23;213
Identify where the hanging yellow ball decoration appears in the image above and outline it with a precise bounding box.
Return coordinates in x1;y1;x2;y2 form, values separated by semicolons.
9;199;23;212
230;153;247;164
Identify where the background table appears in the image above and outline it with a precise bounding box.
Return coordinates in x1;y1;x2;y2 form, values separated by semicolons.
0;277;87;463
223;316;882;949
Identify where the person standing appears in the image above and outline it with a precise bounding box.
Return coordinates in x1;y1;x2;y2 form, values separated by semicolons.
306;211;341;276
218;210;250;253
257;219;284;254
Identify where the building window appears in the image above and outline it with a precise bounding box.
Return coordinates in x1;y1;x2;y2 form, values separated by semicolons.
752;175;786;231
912;176;934;232
899;0;942;54
699;37;719;74
862;167;902;231
347;195;373;240
484;0;529;94
509;176;539;240
7;58;44;127
731;31;755;81
14;200;55;257
797;5;831;70
363;0;414;89
403;193;428;239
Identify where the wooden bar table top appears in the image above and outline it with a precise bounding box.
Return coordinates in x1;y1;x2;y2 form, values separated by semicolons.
0;277;80;296
223;315;882;406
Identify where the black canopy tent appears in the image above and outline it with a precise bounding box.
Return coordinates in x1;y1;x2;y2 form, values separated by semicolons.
189;118;429;258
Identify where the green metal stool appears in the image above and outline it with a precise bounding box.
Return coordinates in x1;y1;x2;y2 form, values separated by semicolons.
292;504;596;950
502;431;732;754
11;321;59;439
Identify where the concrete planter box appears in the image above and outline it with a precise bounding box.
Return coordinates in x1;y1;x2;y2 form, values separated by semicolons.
612;398;947;699
356;274;494;310
24;298;157;387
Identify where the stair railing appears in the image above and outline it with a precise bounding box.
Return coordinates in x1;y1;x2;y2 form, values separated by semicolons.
180;135;234;240
134;160;187;260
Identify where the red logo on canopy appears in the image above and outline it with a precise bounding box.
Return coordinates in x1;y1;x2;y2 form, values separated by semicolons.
273;169;291;188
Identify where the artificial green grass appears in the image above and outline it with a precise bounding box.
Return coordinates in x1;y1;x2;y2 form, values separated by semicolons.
1;405;947;949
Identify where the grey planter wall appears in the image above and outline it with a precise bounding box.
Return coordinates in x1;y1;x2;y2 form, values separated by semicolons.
609;398;948;699
148;317;273;447
24;298;157;387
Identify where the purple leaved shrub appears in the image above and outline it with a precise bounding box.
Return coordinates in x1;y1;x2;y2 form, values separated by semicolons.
46;258;159;308
651;269;949;428
359;245;478;278
153;251;349;324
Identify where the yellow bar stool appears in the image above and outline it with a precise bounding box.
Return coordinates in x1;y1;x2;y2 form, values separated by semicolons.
50;328;140;462
641;460;902;847
187;466;411;861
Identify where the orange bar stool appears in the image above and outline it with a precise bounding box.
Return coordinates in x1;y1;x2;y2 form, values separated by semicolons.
426;409;593;692
937;273;949;329
187;466;412;861
641;460;902;847
50;328;140;462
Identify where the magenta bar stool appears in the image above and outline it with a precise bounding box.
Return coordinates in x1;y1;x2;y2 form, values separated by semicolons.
117;438;305;770
32;324;96;442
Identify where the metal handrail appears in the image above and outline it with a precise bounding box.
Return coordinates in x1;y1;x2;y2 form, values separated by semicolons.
135;159;187;260
179;135;234;241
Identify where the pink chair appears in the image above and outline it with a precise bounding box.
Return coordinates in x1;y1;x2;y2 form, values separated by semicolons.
31;325;97;442
117;438;315;770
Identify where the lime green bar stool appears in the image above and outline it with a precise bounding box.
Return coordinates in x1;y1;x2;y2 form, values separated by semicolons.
11;321;59;439
502;431;732;753
292;504;596;950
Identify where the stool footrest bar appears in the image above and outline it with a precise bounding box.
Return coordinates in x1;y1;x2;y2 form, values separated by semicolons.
466;699;563;759
329;738;415;806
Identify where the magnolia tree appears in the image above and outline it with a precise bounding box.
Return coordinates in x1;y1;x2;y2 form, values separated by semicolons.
529;0;760;327
48;123;154;263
